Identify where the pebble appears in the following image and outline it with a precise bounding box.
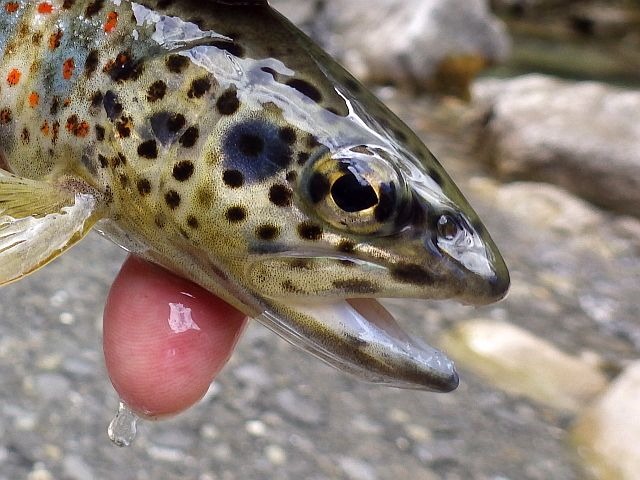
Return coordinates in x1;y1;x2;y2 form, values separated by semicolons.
571;361;640;480
265;444;287;466
441;319;608;411
275;389;324;425
338;456;378;480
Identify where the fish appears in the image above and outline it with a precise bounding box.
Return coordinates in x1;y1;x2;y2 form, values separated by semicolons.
0;0;509;392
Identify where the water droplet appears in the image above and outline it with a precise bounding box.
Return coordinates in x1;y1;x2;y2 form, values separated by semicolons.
108;401;139;447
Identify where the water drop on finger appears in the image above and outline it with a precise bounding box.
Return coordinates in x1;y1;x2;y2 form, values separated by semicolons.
108;401;140;447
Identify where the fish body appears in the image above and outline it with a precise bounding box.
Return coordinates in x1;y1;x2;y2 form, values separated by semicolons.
0;0;509;391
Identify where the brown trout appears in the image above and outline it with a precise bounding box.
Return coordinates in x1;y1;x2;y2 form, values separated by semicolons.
0;0;509;392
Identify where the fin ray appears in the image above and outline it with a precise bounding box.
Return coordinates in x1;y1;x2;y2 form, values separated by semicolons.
0;172;100;285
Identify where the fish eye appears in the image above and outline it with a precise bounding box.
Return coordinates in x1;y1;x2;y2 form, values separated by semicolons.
437;214;462;241
301;146;411;235
330;171;378;213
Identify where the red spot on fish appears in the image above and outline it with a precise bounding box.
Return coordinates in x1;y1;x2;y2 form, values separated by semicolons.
41;120;50;136
5;2;19;13
6;69;21;86
62;58;75;80
65;115;90;138
28;92;40;108
104;11;118;33
37;2;53;14
49;29;63;50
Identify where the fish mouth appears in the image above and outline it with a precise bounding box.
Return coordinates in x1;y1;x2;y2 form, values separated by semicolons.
258;296;459;392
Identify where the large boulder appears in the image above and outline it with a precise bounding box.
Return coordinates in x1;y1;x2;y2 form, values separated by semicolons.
474;74;640;218
272;0;510;97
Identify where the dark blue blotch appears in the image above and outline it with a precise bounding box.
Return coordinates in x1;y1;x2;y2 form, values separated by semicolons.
222;120;292;182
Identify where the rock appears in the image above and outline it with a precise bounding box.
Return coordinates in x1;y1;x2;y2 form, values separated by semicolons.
272;0;510;96
441;319;608;412
474;75;640;218
571;361;640;480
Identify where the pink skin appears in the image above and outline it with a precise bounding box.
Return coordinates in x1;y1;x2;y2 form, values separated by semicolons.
103;256;247;418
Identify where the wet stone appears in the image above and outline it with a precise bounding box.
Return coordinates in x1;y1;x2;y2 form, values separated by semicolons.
441;319;609;412
571;361;640;480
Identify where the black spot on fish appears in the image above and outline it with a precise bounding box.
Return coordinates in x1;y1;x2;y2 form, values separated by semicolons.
150;112;185;146
105;51;143;83
256;224;279;241
286;79;322;103
90;91;103;109
179;126;199;148
103;90;122;121
137;178;151;195
137;140;158;159
166;54;189;74
223;120;292;182
269;184;293;207
278;126;296;145
332;279;378;294
226;206;247;223
172;160;194;181
297;152;310;165
222;169;244;188
187;77;211;99
187;216;199;229
216;89;239;115
165;190;181;209
391;264;434;285
115;116;132;138
85;50;99;77
95;125;105;141
147;80;167;102
297;222;323;241
337;240;356;253
84;0;104;17
98;154;108;168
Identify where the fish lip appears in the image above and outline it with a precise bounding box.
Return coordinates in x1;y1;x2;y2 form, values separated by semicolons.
269;296;460;392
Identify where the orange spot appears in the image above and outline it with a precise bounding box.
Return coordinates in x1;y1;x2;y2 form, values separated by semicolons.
49;29;63;50
37;2;53;14
104;11;118;33
5;2;19;13
76;120;90;138
6;68;21;86
28;92;40;108
62;58;74;80
41;120;50;136
63;98;71;107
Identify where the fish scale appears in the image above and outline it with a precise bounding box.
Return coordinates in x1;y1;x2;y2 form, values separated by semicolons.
0;0;509;392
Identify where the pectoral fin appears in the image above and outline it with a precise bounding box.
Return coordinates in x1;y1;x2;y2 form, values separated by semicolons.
0;172;100;285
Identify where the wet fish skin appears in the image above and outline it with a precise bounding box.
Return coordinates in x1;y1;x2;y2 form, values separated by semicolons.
0;0;509;392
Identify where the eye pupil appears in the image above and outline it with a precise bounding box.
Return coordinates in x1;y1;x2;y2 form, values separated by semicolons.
331;172;378;212
437;215;460;240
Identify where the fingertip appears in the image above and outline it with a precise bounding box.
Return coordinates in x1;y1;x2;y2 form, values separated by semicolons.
103;256;247;418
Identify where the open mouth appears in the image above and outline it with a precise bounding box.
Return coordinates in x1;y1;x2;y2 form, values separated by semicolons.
259;296;459;392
